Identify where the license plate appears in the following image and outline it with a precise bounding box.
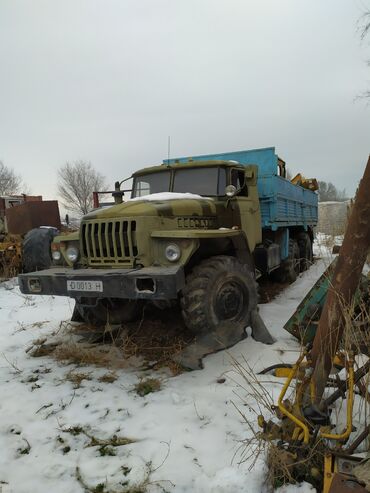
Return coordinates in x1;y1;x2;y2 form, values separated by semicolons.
67;280;103;292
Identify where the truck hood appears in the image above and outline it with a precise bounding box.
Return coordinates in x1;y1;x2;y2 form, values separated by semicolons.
83;193;218;220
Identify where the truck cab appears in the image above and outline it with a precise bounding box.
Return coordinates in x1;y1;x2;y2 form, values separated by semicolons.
75;160;261;272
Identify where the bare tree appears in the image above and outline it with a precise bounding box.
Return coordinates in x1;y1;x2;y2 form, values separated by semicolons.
0;161;23;195
318;180;347;202
58;160;107;215
360;9;370;41
359;7;370;98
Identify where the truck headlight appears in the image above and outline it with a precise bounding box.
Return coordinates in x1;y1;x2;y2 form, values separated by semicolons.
66;246;79;263
52;250;61;261
51;242;61;261
165;243;181;262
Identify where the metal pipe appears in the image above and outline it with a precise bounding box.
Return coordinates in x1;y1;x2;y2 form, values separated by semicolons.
92;191;99;209
324;359;370;407
344;424;370;454
320;357;354;441
277;352;310;444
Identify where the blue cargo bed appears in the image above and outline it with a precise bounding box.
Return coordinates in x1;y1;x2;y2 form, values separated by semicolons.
165;147;318;231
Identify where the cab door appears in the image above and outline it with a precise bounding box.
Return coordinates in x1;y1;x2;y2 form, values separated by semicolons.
230;166;262;252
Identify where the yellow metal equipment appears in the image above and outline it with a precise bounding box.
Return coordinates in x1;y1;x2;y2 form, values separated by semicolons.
291;173;319;191
268;351;355;446
258;350;368;491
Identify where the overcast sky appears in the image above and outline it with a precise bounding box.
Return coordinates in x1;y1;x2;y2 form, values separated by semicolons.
0;0;369;204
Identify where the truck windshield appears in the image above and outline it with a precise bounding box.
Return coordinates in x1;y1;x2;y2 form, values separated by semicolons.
173;167;226;196
132;171;171;197
132;166;226;198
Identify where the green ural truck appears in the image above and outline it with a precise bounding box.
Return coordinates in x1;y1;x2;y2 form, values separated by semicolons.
19;147;318;334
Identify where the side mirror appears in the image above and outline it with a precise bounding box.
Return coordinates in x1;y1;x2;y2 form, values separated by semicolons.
225;185;237;197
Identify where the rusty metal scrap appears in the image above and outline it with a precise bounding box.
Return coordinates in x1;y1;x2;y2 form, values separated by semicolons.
5;200;61;235
310;155;370;405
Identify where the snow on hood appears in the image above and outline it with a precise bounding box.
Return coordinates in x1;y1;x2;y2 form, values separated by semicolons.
128;192;212;202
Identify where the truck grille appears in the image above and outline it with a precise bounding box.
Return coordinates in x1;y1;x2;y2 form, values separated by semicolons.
81;220;138;265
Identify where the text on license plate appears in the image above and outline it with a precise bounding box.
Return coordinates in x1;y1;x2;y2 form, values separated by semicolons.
67;280;103;292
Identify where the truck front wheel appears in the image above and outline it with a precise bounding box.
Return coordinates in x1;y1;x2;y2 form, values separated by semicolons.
74;298;143;327
181;255;258;334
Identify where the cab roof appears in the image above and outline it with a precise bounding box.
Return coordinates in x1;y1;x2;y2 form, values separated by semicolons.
132;159;246;177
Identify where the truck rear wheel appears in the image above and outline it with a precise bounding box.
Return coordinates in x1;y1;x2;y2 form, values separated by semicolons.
271;239;300;283
75;298;143;327
181;255;258;334
22;228;58;273
297;232;313;271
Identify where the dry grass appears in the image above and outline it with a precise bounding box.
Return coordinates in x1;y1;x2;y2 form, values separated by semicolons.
266;441;326;490
61;425;136;448
98;372;118;384
117;305;194;372
65;369;92;388
134;377;161;397
54;342;130;369
31;305;194;374
342;285;370;357
334;290;370;454
29;342;60;358
229;354;275;470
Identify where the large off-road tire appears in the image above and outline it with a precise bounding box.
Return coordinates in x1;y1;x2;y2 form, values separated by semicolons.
74;298;143;327
271;239;300;283
180;255;258;334
297;232;313;272
22;227;58;273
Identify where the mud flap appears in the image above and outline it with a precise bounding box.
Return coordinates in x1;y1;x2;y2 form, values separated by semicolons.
173;309;275;370
71;303;84;323
250;309;276;345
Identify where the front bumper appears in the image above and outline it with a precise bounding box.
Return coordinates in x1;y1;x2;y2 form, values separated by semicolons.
18;266;185;300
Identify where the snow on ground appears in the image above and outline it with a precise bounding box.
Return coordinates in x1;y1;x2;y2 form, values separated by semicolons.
0;256;333;493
